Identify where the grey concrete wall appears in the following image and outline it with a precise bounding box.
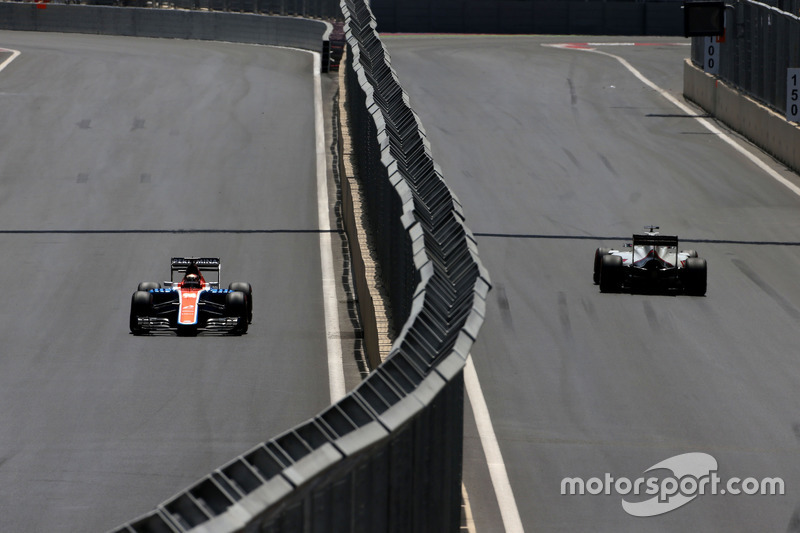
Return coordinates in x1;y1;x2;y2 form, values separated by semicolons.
0;3;331;56
684;58;800;175
371;0;683;35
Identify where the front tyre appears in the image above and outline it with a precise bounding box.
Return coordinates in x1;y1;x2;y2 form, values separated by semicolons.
229;282;253;323
593;248;611;285
226;291;249;335
137;281;161;291
130;290;152;334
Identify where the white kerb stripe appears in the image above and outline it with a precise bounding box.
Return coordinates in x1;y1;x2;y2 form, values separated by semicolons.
312;52;347;403
0;49;21;74
465;355;525;533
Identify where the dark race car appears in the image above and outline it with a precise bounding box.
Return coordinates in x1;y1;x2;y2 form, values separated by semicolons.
130;257;252;336
593;226;707;296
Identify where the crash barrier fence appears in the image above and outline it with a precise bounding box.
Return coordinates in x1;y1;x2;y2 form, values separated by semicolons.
368;0;685;35
5;0;342;20
110;0;490;530
0;2;335;71
749;0;800;14
690;0;800;116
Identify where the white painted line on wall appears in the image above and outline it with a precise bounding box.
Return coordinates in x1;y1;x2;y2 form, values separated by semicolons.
465;355;525;533
0;48;21;74
546;43;800;199
312;52;347;403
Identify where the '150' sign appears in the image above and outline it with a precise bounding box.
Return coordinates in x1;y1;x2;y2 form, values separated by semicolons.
788;68;800;123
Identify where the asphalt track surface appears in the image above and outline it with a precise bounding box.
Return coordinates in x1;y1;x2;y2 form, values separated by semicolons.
0;31;340;531
384;35;800;532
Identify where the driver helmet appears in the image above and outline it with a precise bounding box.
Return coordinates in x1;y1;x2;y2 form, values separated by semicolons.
183;273;201;288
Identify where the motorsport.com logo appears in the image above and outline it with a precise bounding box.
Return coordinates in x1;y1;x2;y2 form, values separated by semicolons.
561;453;784;517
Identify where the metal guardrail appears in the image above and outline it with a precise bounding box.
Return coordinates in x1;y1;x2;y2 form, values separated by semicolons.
745;0;800;13
109;0;489;531
691;0;800;115
18;0;342;19
0;2;334;70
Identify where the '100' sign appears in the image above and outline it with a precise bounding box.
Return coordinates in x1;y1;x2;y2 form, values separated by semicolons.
704;36;719;75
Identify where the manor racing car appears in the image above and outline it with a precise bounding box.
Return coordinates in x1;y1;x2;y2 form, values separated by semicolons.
593;227;707;295
130;257;253;335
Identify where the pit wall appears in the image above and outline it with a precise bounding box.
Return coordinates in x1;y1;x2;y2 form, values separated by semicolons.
683;59;800;175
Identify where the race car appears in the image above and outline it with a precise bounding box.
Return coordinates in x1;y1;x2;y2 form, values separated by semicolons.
593;226;707;295
130;257;253;335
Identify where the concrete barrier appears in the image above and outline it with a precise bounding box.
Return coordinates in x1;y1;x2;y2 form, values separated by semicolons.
337;52;390;368
683;58;800;176
0;3;332;68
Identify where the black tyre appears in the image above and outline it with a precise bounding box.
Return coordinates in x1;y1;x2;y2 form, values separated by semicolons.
593;248;611;285
229;282;253;323
226;290;249;334
683;257;707;296
599;254;624;293
137;281;161;291
130;290;152;334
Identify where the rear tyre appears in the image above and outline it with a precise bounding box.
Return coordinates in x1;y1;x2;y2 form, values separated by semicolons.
130;290;152;334
226;291;249;335
137;281;161;291
683;257;707;296
599;255;623;293
229;282;253;323
593;248;611;285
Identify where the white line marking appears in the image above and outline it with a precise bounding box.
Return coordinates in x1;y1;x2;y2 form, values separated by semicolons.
462;483;477;533
0;48;21;74
312;52;347;403
545;44;800;198
465;354;524;533
584;42;689;47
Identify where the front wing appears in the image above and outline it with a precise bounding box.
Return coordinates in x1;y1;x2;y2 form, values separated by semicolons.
136;289;242;333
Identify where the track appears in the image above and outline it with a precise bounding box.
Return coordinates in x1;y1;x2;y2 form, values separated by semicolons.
0;31;337;531
385;35;800;532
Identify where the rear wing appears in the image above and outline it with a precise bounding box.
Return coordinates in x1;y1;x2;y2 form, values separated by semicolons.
169;257;221;287
632;234;679;248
